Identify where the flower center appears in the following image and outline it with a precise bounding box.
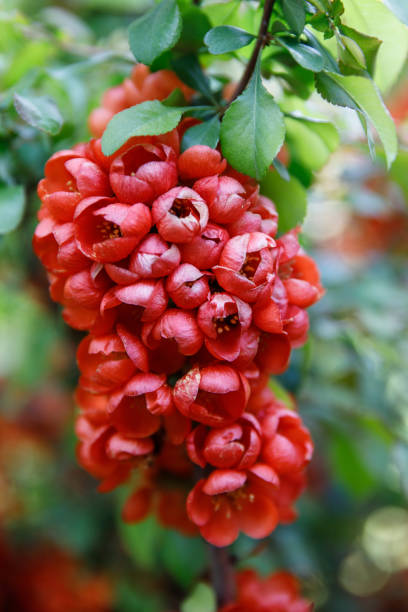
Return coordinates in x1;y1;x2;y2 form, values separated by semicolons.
97;220;122;240
278;261;293;280
212;486;254;513
213;313;239;335
66;179;77;192
170;198;198;219
240;253;261;280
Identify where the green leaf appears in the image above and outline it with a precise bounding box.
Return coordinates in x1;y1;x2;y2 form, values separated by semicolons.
260;169;307;232
13;93;63;135
338;34;366;71
160;532;207;589
273;157;290;181
177;7;211;53
101;100;183;156
285;113;340;171
304;29;340;72
329;429;376;498
161;88;186;107
128;0;181;65
278;38;325;71
119;514;161;570
315;72;398;167
331;0;345;18
385;148;408;201
204;25;255;54
309;13;331;34
383;0;408;25
269;378;296;409
181;583;216;612
171;54;215;103
0;185;25;234
181;116;220;152
282;0;306;35
341;0;408;93
340;25;381;76
220;58;285;180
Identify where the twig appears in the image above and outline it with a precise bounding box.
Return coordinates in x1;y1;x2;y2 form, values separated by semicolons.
227;0;278;105
208;545;236;606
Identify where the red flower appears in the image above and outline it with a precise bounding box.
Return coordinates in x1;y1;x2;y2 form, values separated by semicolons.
62;266;111;310
255;332;291;374
166;264;210;309
152;186;209;243
38;150;111;222
110;278;168;322
109;143;177;203
284;306;309;347
187;413;262;469
179;223;229;269
259;406;313;475
108;372;167;438
194;175;257;224
177;145;227;181
230;327;261;368
215;232;277;302
220;569;312;612
270;471;307;524
197;293;252;361
130;233;181;278
74;197;151;262
33;218;88;273
187;467;279;546
76;414;153;492
77;333;137;394
226;195;278;238
142;308;203;357
173;364;249;427
281;253;324;308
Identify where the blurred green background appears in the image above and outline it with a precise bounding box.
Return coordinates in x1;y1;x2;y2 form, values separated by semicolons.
1;1;408;610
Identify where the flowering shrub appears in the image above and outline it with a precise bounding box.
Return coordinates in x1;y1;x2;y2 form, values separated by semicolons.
33;64;323;548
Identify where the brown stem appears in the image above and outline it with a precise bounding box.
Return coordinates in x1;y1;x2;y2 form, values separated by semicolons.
208;545;236;606
226;0;278;107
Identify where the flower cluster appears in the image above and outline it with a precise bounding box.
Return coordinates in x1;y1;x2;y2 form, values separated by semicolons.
219;569;312;612
0;535;113;612
170;569;312;612
33;65;323;546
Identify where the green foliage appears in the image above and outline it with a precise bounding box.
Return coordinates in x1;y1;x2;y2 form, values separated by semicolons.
339;25;381;76
341;0;408;93
181;115;220;152
260;169;307;232
177;7;212;54
181;583;216;612
278;37;325;72
285;113;340;173
171;54;215;102
315;72;398;167
204;26;255;55
101;100;183;155
13;93;63;135
282;0;306;35
160;531;207;589
128;0;182;65
220;59;285;180
0;185;25;234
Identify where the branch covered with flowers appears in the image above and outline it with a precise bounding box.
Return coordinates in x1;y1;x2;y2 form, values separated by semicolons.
23;0;408;608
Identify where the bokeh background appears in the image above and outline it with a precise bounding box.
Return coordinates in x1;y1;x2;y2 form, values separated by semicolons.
1;1;408;610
